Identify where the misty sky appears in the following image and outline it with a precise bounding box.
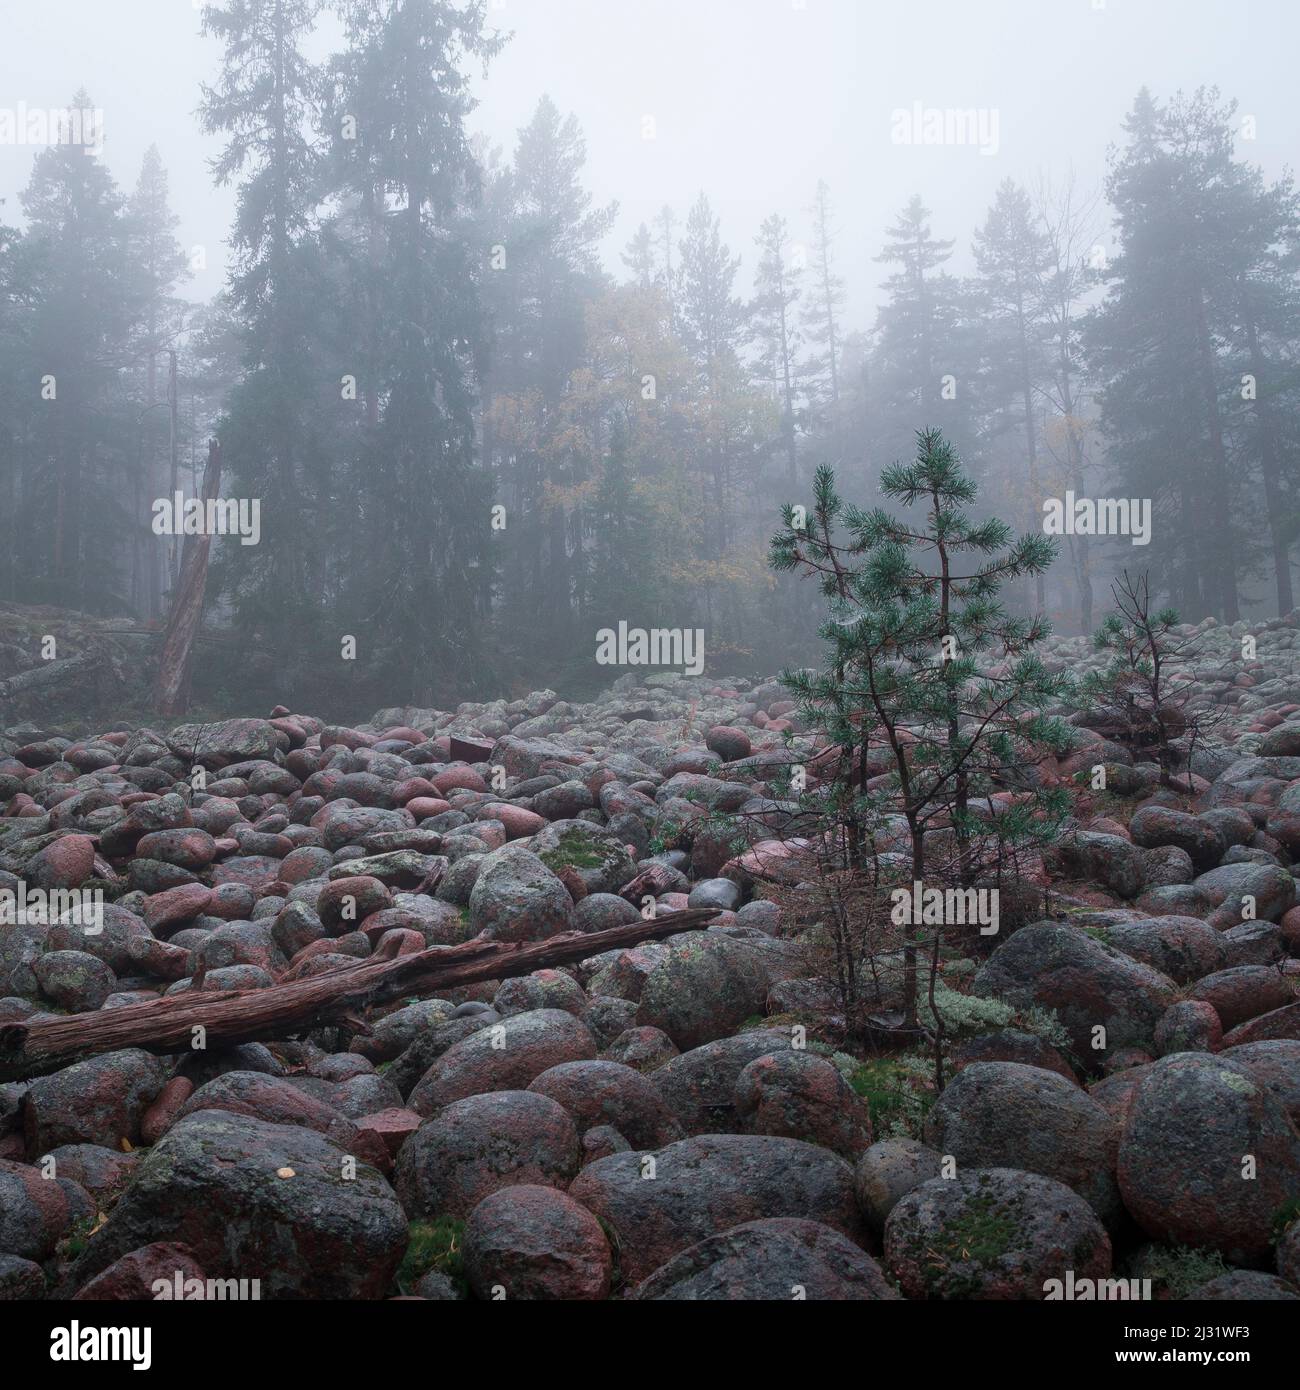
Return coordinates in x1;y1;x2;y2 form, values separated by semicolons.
2;0;1298;332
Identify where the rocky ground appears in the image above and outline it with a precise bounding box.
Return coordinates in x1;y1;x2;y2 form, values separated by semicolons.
2;613;1300;1301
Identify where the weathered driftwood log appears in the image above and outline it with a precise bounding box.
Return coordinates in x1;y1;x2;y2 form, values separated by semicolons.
0;908;718;1081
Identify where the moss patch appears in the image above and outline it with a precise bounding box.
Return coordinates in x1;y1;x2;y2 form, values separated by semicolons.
539;829;611;872
848;1056;935;1138
395;1216;467;1296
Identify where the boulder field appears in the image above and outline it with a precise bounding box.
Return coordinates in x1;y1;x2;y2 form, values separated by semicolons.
1;633;1299;1300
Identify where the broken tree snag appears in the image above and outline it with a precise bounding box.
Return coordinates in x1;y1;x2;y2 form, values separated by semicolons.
618;863;683;904
152;438;222;718
0;908;720;1081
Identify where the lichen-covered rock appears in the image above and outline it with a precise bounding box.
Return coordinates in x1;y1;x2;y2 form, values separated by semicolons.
972;923;1176;1067
527;1060;682;1149
73;1242;207;1301
1045;832;1146;899
853;1139;944;1239
733;1051;872;1160
530;820;637;896
632;1217;899;1301
0;1252;46;1299
408;1009;597;1114
635;932;771;1050
1153;1000;1223;1054
1192;862;1296;926
951;1029;1076;1082
395;1090;579;1220
174;1071;375;1162
467;845;573;942
1128;807;1224;870
0;1158;95;1261
46;903;153;977
22;1050;167;1155
884;1167;1112;1300
924;1062;1120;1226
1217;1040;1300;1123
568;1133;861;1284
462;1185;611;1300
41;1144;139;1205
493;970;587;1018
1221;1001;1300;1046
33;949;116;1012
1104;916;1226;985
1117;1053;1300;1263
66;1110;406;1299
652;1030;793;1133
166;719;281;765
602;1025;679;1073
1187;965;1295;1030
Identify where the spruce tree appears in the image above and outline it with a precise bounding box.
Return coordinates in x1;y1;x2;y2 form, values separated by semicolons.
871;197;980;473
973;179;1053;609
752;212;805;489
20;90;138;609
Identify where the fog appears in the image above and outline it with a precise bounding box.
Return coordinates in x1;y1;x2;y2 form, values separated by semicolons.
5;0;1297;323
6;6;1300;1320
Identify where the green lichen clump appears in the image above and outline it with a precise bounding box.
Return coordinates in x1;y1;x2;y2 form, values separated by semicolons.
916;982;1072;1053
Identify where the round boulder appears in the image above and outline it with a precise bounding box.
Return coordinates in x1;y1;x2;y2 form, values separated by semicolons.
634;932;771;1050
527;1060;682;1149
23;1050;167;1154
568;1133;861;1285
462;1185;611;1300
971;923;1176;1067
884;1167;1112;1300
467;845;573;943
1117;1052;1300;1264
1104;916;1226;985
853;1139;943;1239
924;1062;1120;1226
407;1009;597;1115
632;1217;898;1301
1153;1000;1223;1055
395;1090;579;1220
64;1110;406;1299
733;1051;872;1160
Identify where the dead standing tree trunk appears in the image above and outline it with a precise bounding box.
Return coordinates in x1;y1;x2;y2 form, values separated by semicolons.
153;438;222;718
0;909;720;1081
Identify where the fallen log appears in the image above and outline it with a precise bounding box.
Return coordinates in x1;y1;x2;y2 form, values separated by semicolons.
0;907;719;1081
0;650;104;707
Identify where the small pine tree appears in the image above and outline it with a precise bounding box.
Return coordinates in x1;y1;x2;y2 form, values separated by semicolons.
1080;571;1222;788
769;428;1074;1040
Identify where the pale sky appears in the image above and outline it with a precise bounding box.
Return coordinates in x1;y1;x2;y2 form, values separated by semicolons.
1;0;1297;332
